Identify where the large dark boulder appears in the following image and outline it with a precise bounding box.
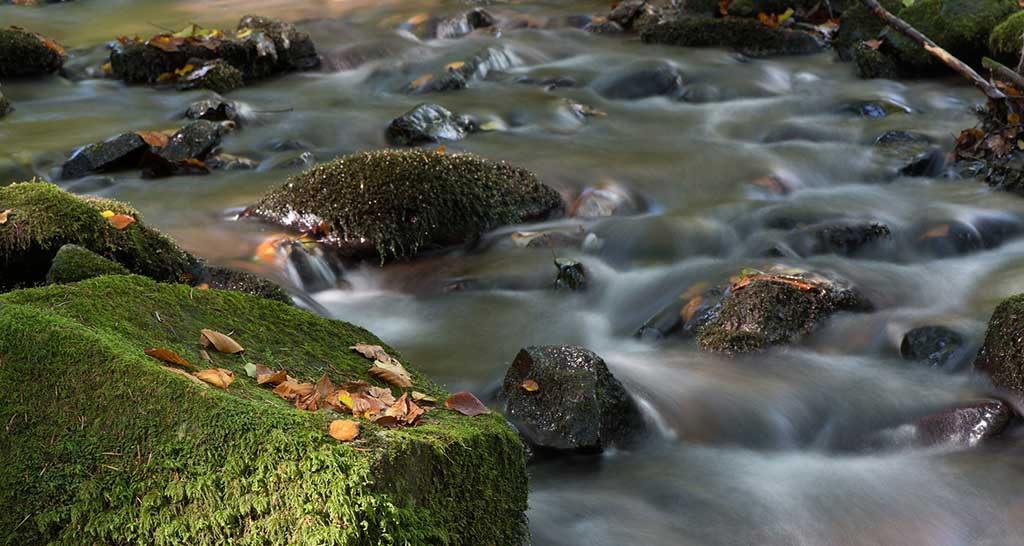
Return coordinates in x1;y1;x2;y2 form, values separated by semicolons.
499;345;645;453
60;132;150;179
975;294;1024;393
241;149;565;262
0;26;66;78
639;16;823;56
385;103;477;146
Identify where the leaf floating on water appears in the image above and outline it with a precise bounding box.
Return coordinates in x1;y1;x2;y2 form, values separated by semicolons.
412;391;438;404
444;391;490;416
107;214;136;230
160;365;207;387
200;329;244;354
145;347;195;369
0;209;11;225
329;419;360;441
194;367;234;389
521;379;539;392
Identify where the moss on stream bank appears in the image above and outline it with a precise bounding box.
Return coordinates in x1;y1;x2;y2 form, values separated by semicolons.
0;275;528;545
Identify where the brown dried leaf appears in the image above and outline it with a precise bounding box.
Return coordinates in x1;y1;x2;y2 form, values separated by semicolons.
340;379;372;393
681;296;704;322
273;381;315;401
351;392;386;419
444;391;490;416
0;209;11;225
255;365;287;385
200;329;244;354
199;349;212;362
384;392;410;419
521;379;540;392
410;73;433;89
295;390;322;411
863;38;883;50
374;415;402;429
920;224;951;240
367;386;396;406
107;214;136;230
145;347;195;369
315;373;337;400
137;131;169;148
368;360;414;389
350;343;392;362
194;368;234;389
329;419;360;441
160;365;208;387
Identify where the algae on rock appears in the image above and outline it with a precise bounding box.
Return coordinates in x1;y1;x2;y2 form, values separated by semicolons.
0;275;529;545
988;11;1024;63
243;148;565;262
45;243;130;284
974;294;1024;394
639;16;823;56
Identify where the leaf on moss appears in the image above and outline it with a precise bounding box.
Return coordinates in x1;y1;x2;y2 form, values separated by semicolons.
273;380;315;401
244;362;258;378
145;347;195;369
255;365;287;386
350;392;387;419
412;391;438;404
0;209;11;225
107;214;136;230
521;379;539;392
367;386;396;406
200;329;244;354
352;343;413;388
445;391;490;416
199;349;212;362
100;210;116;218
329;419;360;441
194;367;234;389
160;365;207;387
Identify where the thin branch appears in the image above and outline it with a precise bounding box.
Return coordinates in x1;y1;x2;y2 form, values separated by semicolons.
859;0;1006;100
983;57;1024;91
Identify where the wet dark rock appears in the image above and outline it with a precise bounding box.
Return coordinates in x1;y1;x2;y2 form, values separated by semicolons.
772;220;891;257
593;64;684;100
385;103;478;146
837;100;911;119
158;120;224;162
869;400;1013;449
206;152;258;171
0;26;66;78
608;0;652;30
265;150;316;170
975;294;1024;394
959;153;1024;196
639;16;824;57
554;258;586;291
203;265;291;304
569;182;641;218
0;89;10;118
637;283;725;340
241;148;564;262
901;326;965;369
583;20;625;34
60;133;150;179
911;220;988;257
874;131;945;178
110;15;319;85
832;0;901;59
408;46;517;94
45;244;130;285
403;9;495;40
186;98;238;122
176;60;244;94
852;43;902;80
698;269;872;353
498;345;645;453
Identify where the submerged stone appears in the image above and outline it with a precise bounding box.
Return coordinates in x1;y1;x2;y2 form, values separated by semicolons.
499;345;644;453
900;325;965;369
45;243;130;284
242;148;565;262
385;103;478;146
592;64;684;100
975;294;1024;394
185;98;238;122
403;8;495;40
60;132;150;179
0;275;529;545
0;26;66;78
869;400;1013;450
770;220;891;257
639;16;823;56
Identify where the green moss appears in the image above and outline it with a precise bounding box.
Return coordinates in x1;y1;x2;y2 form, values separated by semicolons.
887;0;1018;71
178;61;244;94
683;0;723;15
0;275;528;545
0;26;65;78
45;243;130;284
989;11;1024;62
833;0;902;60
244;148;564;262
974;294;1024;393
0;181;200;291
639;16;823;56
852;42;902;79
204;265;291;304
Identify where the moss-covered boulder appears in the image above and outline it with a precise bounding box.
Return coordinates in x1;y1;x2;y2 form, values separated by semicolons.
242;149;565;262
0;275;529;545
176;60;245;94
989;11;1024;63
974;294;1024;393
0;182;200;291
884;0;1018;73
111;15;319;85
639;16;823;56
0;26;66;78
833;0;902;60
45;243;130;284
203;264;291;304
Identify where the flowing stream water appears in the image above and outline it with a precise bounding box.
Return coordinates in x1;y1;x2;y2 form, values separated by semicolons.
5;1;1024;544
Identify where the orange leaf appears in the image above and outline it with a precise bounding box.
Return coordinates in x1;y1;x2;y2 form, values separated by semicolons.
255;365;288;386
107;214;136;230
681;296;704;322
136;131;169;148
273;380;315;401
200;329;244;354
920;224;950;240
194;368;234;389
863;39;883;50
410;73;433;89
0;209;11;225
444;391;490;416
1010;112;1021;125
329;419;360;441
757;12;779;29
160;365;207;387
521;379;539;392
145;347;195;369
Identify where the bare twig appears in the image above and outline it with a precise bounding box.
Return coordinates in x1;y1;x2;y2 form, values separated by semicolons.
859;0;1006;100
983;57;1024;91
1017;32;1024;74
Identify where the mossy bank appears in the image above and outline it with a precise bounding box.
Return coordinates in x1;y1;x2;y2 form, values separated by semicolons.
0;275;529;545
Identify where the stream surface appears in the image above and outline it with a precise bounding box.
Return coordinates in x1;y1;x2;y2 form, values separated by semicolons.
5;1;1024;544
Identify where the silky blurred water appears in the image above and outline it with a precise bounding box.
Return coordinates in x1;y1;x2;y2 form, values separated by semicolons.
4;1;1024;544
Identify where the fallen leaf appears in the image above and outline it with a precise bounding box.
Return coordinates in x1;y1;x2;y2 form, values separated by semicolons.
351;343;393;362
340;379;372;392
367;386;396;406
410;73;433;89
758;12;779;29
863;38;883;50
521;379;540;392
681;296;704;322
412;391;438;404
435;145;446;154
480;120;502;131
107;214;136;230
315;373;337;400
136;131;169;148
777;7;794;22
194;367;234;389
445;391;490;416
920;224;950;240
199;349;212;362
200;329;244;354
336;390;353;410
406;12;431;25
100;61;113;75
100;210;116;218
369;360;413;389
236;28;253;39
329;419;360;441
35;33;65;56
351;392;387;419
145;347;195;369
1010;112;1021;125
374;415;402;429
0;209;11;225
255;365;288;386
273;380;315;401
384;392;410;419
244;362;258;377
160;365;207;387
445;61;466;71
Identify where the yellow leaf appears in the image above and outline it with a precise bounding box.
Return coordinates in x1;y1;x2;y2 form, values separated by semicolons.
200;329;244;354
445;61;466;71
236;28;253;39
410;74;433;89
0;209;11;225
100;210;116;218
156;72;176;83
101;62;112;75
480;120;501;131
174;64;195;77
521;379;539;392
329;419;360;441
406;12;431;25
412;391;437;404
194;367;235;389
337;390;353;409
778;7;794;22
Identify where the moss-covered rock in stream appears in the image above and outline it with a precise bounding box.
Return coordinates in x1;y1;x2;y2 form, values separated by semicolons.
242;148;565;262
988;11;1024;63
639;16;823;56
698;271;872;353
0;26;66;78
110;15;319;85
833;0;902;60
176;60;245;94
974;294;1024;393
203;264;291;304
0;181;201;291
0;275;529;545
45;243;130;284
